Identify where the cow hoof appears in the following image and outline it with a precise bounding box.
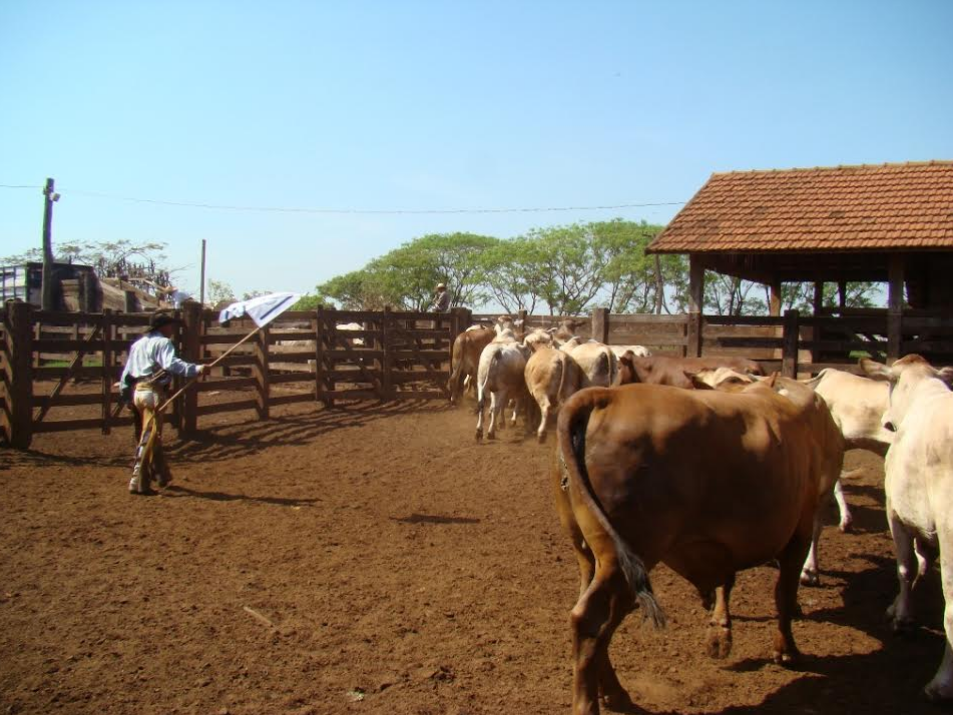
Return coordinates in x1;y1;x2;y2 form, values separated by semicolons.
773;649;800;667
800;570;820;587
537;432;547;444
839;517;853;533
599;687;635;711
475;430;483;443
487;432;496;441
924;682;953;703
891;616;917;637
706;628;732;659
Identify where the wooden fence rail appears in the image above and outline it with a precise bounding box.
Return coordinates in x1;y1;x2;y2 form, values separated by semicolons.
0;303;468;448
4;302;953;449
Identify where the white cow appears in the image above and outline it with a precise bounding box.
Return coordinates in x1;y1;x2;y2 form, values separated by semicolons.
569;341;618;387
522;327;555;352
805;368;893;532
861;355;953;702
609;344;652;359
475;332;531;441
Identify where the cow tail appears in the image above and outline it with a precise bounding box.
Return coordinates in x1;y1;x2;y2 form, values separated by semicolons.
596;351;609;385
802;368;828;388
448;338;464;401
557;394;665;629
553;357;567;408
478;349;497;412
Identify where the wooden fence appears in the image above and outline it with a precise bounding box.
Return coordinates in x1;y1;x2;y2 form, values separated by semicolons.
0;303;467;449
4;301;952;449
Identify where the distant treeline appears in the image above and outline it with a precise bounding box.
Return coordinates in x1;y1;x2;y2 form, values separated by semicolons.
294;219;878;316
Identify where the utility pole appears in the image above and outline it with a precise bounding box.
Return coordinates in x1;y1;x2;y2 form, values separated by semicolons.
200;239;207;306
40;178;60;310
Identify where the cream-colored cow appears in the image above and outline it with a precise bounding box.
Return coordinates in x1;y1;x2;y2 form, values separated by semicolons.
862;355;953;702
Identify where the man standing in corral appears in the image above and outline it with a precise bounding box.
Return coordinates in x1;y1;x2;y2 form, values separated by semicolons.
119;312;205;495
431;282;451;312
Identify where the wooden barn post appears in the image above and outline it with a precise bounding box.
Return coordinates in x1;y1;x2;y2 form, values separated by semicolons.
591;307;609;344
686;254;705;357
887;254;905;364
782;309;800;378
5;301;34;449
811;281;824;364
769;278;783;317
179;301;203;436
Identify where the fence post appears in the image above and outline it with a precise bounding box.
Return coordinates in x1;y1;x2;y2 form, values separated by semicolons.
517;308;528;339
591;307;609;344
255;323;270;420
101;309;113;435
5;301;34;449
381;305;394;401
782;309;800;378
179;301;202;436
325;306;337;408
315;306;328;407
123;290;137;313
686;313;702;358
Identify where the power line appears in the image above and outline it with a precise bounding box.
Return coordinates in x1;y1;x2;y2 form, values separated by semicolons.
0;183;42;190
1;182;685;215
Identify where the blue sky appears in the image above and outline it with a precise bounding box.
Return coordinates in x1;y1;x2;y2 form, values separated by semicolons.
2;0;951;298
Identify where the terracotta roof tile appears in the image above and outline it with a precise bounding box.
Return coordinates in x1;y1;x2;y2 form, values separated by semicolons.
648;161;953;254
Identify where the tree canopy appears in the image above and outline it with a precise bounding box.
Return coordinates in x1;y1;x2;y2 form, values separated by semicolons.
291;219;880;316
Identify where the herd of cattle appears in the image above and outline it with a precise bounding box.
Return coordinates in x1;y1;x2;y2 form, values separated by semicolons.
447;316;953;714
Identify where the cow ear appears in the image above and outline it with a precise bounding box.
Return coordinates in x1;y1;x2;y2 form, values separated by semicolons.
686;371;714;390
860;357;892;381
937;367;953;388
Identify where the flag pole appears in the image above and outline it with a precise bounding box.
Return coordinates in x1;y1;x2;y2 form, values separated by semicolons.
157;325;263;414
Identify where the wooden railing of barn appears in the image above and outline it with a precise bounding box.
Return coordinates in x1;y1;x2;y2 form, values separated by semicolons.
3;301;951;448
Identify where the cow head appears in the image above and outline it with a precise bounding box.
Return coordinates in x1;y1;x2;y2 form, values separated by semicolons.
861;355;953;432
688;367;755;391
523;328;554;352
615;350;640;385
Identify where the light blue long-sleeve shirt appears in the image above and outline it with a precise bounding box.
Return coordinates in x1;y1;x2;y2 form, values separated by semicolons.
120;331;200;385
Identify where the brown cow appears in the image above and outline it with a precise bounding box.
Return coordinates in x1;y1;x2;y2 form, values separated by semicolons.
554;379;829;714
629;355;764;389
448;327;495;405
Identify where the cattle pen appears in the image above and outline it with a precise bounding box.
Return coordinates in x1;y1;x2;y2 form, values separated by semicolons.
5;299;953;449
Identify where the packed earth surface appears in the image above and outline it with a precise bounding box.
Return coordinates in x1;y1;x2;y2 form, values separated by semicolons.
0;397;949;715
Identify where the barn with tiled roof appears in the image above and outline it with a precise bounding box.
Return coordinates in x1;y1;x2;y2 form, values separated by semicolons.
647;161;953;362
650;160;953;304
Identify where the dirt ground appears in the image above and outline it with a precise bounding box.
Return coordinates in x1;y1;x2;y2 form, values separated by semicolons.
0;398;949;715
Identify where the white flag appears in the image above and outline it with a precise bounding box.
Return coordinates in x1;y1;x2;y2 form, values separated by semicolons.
219;292;301;328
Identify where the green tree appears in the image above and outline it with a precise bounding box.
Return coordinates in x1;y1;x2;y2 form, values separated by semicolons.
528;224;607;315
207;280;236;307
479;237;546;314
310;233;499;311
591;220;679;314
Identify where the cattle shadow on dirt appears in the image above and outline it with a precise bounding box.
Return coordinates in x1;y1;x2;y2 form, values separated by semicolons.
709;557;948;714
392;513;481;525
160;484;322;507
167;400;451;463
0;448;129;470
